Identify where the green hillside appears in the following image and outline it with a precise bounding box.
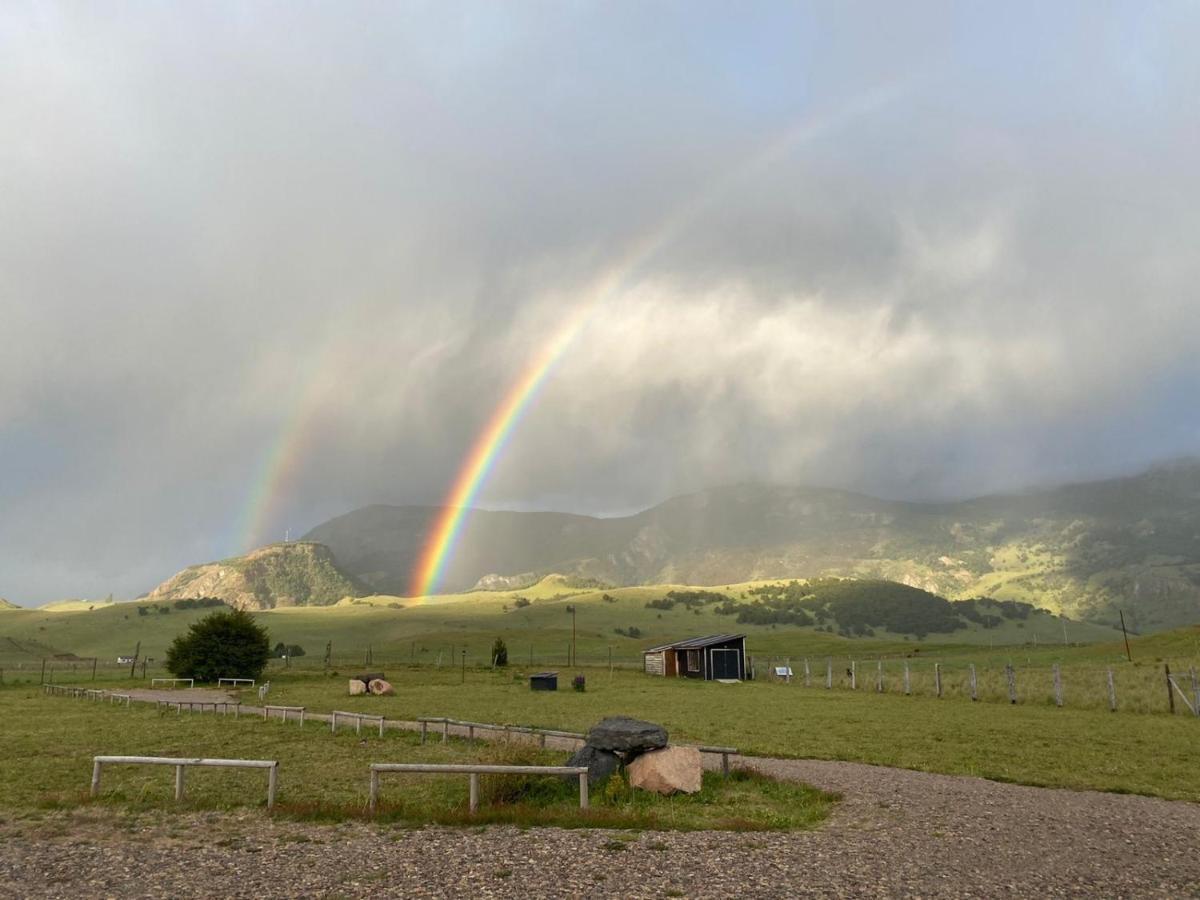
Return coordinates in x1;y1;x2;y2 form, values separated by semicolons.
304;461;1200;631
0;576;1124;674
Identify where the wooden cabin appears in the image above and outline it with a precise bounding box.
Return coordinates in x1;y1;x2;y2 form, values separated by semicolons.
642;634;747;681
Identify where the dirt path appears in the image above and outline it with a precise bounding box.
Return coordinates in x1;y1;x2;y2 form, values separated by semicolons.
9;691;1198;897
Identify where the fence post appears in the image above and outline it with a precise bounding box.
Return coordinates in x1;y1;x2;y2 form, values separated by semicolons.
579;772;589;809
969;665;978;702
1005;664;1017;704
369;768;379;813
175;765;186;801
1191;668;1199;718
876;660;884;693
826;658;832;689
1166;664;1175;714
1107;669;1117;712
469;773;479;813
804;658;811;688
850;661;856;691
935;663;942;698
90;759;103;797
268;764;278;810
903;662;911;696
1053;664;1063;707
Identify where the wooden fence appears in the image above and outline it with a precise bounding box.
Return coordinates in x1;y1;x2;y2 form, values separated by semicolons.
368;762;589;813
330;710;385;737
761;657;1200;715
262;705;306;725
90;755;279;808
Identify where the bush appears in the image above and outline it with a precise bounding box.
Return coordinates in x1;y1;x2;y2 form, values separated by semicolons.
573;674;586;692
491;637;508;667
513;597;531;608
165;609;271;682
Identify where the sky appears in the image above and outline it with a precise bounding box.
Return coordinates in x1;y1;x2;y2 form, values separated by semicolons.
2;2;1199;604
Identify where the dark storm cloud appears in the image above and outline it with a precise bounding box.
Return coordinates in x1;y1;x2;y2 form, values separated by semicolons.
2;2;1198;602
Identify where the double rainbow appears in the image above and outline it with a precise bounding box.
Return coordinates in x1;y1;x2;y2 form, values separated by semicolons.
234;86;906;598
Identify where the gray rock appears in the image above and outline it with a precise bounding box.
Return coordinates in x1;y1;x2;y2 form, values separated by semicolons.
565;745;621;786
585;716;668;754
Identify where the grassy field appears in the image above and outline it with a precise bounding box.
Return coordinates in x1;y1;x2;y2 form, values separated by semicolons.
0;684;834;830
241;666;1200;802
0;576;1131;677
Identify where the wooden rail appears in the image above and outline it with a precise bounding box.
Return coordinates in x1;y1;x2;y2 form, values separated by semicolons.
368;763;589;814
263;705;305;725
150;678;194;689
90;755;278;808
696;745;739;777
415;716;738;774
157;700;240;717
417;716;585;747
331;710;385;737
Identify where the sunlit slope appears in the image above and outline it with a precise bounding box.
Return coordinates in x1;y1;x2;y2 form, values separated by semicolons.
305;461;1200;630
142;542;366;610
0;576;1124;668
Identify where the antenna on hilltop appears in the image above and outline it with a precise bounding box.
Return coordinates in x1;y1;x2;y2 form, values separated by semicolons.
284;528;290;543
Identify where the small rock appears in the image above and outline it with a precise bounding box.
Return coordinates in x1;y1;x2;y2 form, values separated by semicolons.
585;716;668;754
368;679;394;696
627;746;702;795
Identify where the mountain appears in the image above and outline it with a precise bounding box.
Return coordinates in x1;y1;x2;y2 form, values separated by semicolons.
143;542;366;611
304;461;1200;631
0;598;18;610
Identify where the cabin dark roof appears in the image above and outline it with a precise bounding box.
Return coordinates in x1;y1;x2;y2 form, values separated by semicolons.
642;634;746;653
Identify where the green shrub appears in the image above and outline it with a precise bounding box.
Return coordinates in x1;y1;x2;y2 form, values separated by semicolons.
165;609;271;682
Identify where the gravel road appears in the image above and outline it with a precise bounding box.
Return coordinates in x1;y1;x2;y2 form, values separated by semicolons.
4;752;1198;899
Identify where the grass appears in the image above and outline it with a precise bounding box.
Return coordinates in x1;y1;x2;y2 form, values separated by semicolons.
249;665;1200;802
0;684;834;830
0;575;1129;678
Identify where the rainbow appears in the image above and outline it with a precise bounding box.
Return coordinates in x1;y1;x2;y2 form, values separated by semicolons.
229;86;906;593
409;86;907;598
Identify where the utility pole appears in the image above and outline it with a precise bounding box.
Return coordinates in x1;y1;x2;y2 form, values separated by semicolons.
567;605;577;667
1119;610;1133;662
461;648;466;684
129;641;140;679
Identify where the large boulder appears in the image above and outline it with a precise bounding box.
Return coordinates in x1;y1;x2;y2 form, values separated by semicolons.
348;679;367;696
627;746;702;795
585;716;668;754
368;678;394;696
565;744;621;787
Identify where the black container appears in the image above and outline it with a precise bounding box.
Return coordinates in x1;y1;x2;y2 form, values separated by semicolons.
529;671;559;691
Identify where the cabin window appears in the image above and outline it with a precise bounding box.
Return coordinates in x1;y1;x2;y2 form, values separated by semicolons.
686;649;700;671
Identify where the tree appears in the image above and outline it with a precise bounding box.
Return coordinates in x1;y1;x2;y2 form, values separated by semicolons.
491;637;508;667
165;609;271;682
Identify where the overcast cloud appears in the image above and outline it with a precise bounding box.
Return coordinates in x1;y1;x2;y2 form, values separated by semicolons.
2;2;1199;603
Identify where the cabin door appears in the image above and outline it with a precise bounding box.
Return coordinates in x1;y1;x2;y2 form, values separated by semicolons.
710;648;740;680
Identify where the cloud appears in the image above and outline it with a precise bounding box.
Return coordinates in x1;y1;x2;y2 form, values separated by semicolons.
1;2;1198;602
